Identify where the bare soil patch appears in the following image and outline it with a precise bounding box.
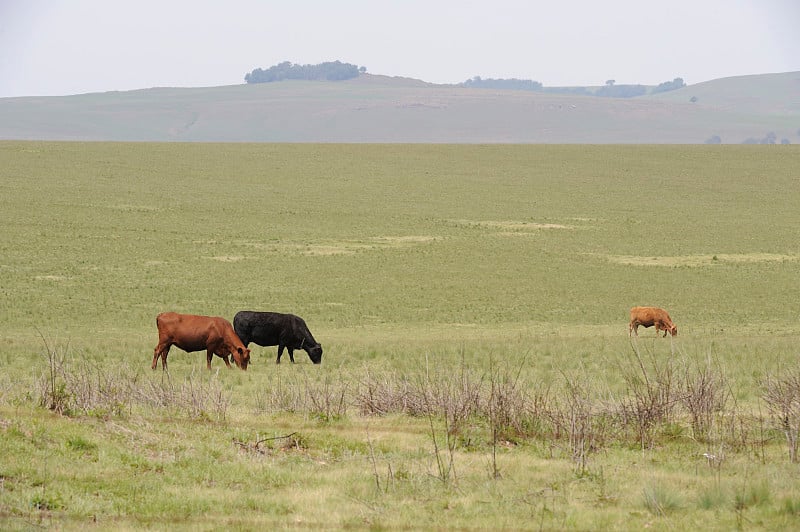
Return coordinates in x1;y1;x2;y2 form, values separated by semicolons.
601;253;799;267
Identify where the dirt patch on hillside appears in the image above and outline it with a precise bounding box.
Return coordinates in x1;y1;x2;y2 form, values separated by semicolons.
110;204;159;213
299;236;440;255
371;235;438;244
600;253;799;267
453;219;574;233
237;236;440;256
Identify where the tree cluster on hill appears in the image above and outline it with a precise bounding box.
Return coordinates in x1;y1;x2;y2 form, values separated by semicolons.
459;75;686;98
708;131;793;144
652;77;686;94
245;61;365;83
741;131;787;144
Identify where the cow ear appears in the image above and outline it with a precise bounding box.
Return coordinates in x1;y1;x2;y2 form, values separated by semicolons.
237;347;244;354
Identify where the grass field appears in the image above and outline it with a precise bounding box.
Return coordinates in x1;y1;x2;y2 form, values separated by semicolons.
1;141;800;529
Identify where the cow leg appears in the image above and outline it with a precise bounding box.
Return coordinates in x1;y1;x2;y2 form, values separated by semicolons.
153;343;170;370
206;349;214;370
277;345;284;364
288;348;295;363
220;352;232;369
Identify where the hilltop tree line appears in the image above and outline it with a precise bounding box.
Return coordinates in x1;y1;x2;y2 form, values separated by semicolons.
245;61;365;83
244;61;686;99
704;131;794;144
461;76;686;98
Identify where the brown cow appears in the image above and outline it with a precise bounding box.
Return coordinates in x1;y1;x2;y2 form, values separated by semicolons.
152;312;251;370
629;306;677;337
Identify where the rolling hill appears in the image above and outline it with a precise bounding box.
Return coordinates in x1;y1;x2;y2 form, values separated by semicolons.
0;72;798;143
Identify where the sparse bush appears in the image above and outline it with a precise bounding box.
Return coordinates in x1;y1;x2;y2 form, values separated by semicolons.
253;372;308;413
35;338;231;421
565;377;595;474
616;343;679;448
682;360;731;443
355;360;551;447
355;369;419;416
549;371;613;474
37;336;73;415
763;366;800;462
304;375;348;422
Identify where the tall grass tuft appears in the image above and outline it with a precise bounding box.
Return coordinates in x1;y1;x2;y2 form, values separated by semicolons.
643;483;683;516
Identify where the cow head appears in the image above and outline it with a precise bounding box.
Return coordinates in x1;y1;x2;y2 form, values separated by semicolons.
306;344;323;364
668;325;678;337
233;346;251;370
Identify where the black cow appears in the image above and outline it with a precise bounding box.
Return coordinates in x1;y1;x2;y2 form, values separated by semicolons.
233;311;323;364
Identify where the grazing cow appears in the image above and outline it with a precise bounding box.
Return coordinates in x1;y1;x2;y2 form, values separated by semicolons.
152;312;251;371
233;311;322;364
629;306;678;337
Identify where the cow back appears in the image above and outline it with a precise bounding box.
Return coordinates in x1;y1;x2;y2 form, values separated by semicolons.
157;312;217;351
234;311;321;350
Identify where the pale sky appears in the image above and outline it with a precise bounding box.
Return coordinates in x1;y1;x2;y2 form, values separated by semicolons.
1;0;798;98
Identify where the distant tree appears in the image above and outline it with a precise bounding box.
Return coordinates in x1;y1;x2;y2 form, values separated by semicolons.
606;79;615;86
359;66;367;74
781;138;791;144
245;61;361;83
690;96;698;103
652;77;686;94
705;135;721;144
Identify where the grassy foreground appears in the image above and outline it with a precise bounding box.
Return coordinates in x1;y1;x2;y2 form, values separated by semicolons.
1;141;800;529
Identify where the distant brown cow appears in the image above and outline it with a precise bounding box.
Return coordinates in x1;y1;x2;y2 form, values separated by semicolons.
629;306;677;337
152;312;251;370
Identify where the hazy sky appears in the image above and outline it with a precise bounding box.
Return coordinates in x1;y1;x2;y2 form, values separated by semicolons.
1;0;798;97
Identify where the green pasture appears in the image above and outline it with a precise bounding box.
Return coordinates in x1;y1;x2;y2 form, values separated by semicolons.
1;141;800;529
